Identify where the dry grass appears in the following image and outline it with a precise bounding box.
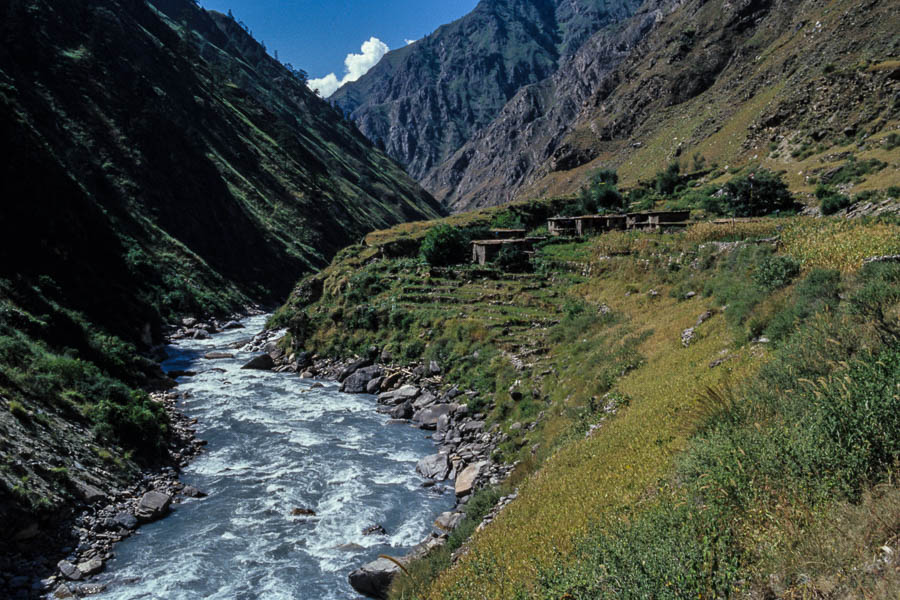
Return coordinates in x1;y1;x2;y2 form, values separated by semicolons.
781;219;900;272
426;271;761;599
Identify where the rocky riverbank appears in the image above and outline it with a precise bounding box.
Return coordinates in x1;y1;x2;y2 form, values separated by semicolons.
1;389;209;600
0;310;261;600
239;328;518;599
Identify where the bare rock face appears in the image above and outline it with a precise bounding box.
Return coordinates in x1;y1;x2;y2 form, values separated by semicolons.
332;0;642;186
423;0;669;212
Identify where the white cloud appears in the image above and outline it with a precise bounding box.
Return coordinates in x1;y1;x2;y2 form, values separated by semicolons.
308;37;389;98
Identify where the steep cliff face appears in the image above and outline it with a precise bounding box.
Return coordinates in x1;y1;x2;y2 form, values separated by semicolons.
330;0;643;182
424;0;673;211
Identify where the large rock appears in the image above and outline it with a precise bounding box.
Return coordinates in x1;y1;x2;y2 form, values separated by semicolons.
204;351;234;360
340;366;383;394
455;462;486;497
58;560;82;581
134;491;172;521
338;358;373;382
416;454;450;480
389;402;413;420
413;404;453;430
412;391;437;410
434;511;464;532
241;354;275;371
348;557;402;599
377;385;420;405
366;377;384;394
78;559;104;576
72;479;106;504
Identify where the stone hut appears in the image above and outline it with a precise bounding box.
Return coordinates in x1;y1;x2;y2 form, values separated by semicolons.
626;210;691;231
471;238;544;265
574;214;627;236
547;217;577;236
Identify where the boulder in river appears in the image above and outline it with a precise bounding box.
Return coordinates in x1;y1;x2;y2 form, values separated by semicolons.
204;351;234;360
340;366;383;394
348;557;402;599
222;321;244;330
241;354;275;371
362;524;387;536
291;507;316;517
416;454;450;480
135;491;172;521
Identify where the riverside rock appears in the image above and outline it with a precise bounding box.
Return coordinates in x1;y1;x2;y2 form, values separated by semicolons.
134;491;172;521
416;454;450;480
241;354;276;371
340;366;383;394
413;404;453;430
338;358;373;382
57;560;82;581
378;385;420;405
77;559;104;576
348;557;402;599
455;462;486;497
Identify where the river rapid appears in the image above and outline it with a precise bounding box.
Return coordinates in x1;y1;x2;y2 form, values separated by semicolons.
91;315;452;599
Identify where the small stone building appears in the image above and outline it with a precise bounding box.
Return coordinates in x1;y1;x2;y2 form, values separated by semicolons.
547;217;577;236
626;210;691;231
471;238;544;265
574;214;627;236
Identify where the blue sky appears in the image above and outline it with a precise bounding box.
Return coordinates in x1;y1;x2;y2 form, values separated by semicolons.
198;1;479;95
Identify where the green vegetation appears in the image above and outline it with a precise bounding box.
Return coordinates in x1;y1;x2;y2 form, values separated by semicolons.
274;205;900;599
816;183;853;215
420;225;470;266
568;169;625;215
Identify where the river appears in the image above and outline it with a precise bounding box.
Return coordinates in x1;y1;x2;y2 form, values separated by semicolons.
91;315;452;599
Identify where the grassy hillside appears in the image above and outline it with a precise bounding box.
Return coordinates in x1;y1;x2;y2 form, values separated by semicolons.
276;195;900;598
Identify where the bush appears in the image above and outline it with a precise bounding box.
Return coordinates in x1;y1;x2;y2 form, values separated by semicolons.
420;225;469;266
655;162;681;196
816;184;852;215
721;169;795;216
88;390;168;460
752;255;801;290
